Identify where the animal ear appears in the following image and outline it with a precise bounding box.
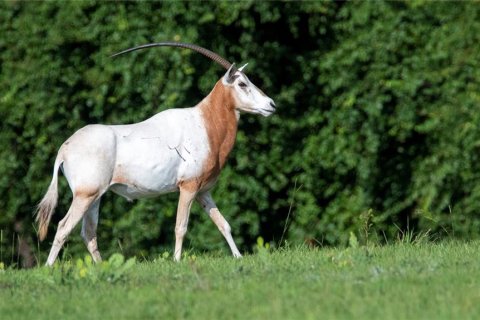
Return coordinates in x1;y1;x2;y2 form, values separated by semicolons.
238;63;248;72
223;63;239;85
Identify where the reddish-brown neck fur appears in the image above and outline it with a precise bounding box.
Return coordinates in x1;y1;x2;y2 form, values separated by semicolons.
192;80;238;189
178;80;239;192
201;80;238;167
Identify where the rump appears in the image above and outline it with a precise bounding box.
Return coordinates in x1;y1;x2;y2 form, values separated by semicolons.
60;125;118;195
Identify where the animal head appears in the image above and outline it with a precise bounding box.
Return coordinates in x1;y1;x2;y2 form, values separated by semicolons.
222;64;276;117
112;42;276;117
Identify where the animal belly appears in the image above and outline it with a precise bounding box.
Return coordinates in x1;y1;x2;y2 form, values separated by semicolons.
110;182;178;201
109;161;180;201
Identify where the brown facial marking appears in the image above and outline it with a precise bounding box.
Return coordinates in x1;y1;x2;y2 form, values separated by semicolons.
180;80;238;193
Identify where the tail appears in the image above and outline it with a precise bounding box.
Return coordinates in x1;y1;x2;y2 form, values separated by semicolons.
35;156;63;241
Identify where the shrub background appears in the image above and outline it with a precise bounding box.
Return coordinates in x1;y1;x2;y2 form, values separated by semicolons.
1;1;480;266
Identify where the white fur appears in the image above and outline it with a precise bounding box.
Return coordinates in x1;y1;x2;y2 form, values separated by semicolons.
108;108;210;200
58;108;210;201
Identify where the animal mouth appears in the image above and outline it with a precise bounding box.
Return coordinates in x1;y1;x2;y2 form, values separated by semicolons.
259;107;275;116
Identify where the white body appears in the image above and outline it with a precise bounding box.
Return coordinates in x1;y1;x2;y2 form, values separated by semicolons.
64;108;210;201
36;65;276;265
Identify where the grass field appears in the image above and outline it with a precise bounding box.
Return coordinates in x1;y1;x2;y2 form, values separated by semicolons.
0;241;479;319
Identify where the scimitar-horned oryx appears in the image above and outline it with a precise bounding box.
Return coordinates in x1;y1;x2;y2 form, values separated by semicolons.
35;42;276;266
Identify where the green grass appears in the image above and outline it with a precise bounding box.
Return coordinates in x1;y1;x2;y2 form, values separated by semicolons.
1;241;479;320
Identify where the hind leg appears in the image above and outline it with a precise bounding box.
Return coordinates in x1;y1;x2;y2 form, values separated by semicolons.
81;198;102;263
45;125;116;266
45;192;98;266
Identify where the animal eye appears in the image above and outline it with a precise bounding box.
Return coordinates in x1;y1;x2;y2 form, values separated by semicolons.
238;82;247;88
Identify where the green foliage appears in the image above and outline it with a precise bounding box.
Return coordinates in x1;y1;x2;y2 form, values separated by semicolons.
1;1;480;266
1;243;480;319
50;253;136;284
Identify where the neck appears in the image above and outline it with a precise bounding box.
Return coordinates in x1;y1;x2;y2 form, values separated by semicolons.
199;80;239;173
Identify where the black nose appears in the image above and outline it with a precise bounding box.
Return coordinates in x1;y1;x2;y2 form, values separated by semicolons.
270;101;276;109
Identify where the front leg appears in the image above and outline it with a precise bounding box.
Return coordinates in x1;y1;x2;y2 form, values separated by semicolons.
174;188;197;261
196;192;242;258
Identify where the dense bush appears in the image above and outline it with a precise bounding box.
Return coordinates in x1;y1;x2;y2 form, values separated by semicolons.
1;1;479;266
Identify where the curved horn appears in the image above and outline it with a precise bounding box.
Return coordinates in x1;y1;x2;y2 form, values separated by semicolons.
111;42;233;70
